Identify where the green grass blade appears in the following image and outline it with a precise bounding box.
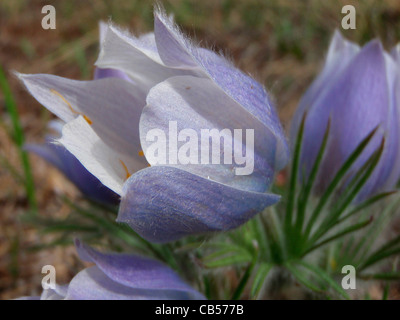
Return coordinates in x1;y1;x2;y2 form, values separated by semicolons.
304;218;372;256
285;261;324;293
250;263;272;299
349;198;399;265
296;261;350;299
231;258;256;300
296;119;330;237
360;272;400;281
331;138;384;212
360;248;400;271
303;127;379;240
335;191;396;226
0;66;37;213
204;253;252;268
307;139;384;246
261;207;286;263
285;113;306;236
360;234;400;271
61;196;166;259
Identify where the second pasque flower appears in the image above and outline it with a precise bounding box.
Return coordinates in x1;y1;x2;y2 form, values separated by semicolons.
290;31;400;200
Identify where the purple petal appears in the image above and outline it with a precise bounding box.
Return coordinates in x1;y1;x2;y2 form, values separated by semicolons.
153;11;198;69
73;240;205;300
290;31;360;146
65;266;199;300
298;40;395;197
94;67;133;82
117;166;280;243
368;53;400;193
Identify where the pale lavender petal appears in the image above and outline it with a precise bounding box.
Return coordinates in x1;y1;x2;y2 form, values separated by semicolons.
153;9;288;168
369;53;400;193
299;40;393;197
14;296;41;300
193;48;289;169
18;73;147;163
140;75;276;192
117;166;280;243
153;11;198;69
94;67;132;82
72;240;205;300
290;30;360;145
40;285;68;300
14;285;68;300
65;266;198;300
95;24;197;91
390;43;400;65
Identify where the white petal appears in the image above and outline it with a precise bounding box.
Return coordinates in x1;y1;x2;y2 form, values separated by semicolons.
47;119;65;137
326;30;360;69
18;73;147;161
390;43;400;65
95;24;198;91
99;21;108;44
59;116;139;195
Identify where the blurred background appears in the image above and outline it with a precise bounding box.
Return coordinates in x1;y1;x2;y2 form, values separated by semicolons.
1;0;400;299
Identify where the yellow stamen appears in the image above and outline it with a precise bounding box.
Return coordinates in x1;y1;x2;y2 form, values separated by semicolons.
119;159;131;180
82;114;93;125
138;150;144;157
50;89;93;125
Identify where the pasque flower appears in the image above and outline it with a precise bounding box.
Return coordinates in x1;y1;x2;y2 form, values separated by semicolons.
18;8;289;242
290;31;400;199
17;240;204;300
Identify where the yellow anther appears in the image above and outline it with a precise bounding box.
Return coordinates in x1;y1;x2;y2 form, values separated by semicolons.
119;159;131;180
138;150;144;157
50;89;93;125
83;114;93;125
